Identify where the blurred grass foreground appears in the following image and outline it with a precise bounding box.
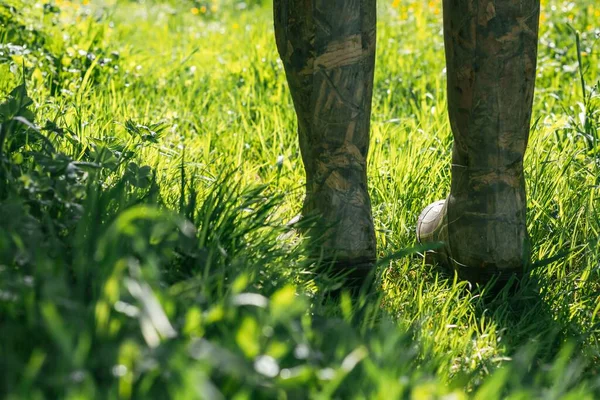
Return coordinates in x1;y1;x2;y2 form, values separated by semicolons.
1;0;600;398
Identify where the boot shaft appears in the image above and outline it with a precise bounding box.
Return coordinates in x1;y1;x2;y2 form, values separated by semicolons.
443;0;541;273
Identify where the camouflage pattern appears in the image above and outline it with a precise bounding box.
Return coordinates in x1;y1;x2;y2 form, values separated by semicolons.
274;0;540;283
443;0;541;280
274;0;378;271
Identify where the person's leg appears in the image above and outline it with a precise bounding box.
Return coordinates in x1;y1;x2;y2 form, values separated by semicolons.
418;0;541;282
274;0;377;280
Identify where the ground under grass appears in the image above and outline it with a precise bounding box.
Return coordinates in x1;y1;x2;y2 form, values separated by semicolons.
1;0;599;398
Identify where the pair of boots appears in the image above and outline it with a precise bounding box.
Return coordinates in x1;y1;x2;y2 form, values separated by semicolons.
275;0;540;284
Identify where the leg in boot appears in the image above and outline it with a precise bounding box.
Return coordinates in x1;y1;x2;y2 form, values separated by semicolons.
274;0;378;283
418;0;541;283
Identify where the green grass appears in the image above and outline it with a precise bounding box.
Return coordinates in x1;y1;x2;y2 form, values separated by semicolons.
1;0;599;398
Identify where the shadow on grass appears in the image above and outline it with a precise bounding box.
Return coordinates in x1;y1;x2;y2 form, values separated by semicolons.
467;267;600;391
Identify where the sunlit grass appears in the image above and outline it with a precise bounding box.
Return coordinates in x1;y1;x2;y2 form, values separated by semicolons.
0;0;599;397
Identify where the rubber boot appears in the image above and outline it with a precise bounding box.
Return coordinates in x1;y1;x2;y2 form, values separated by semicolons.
418;0;541;283
274;0;377;285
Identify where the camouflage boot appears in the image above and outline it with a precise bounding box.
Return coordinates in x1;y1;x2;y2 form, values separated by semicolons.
274;0;377;282
417;0;541;283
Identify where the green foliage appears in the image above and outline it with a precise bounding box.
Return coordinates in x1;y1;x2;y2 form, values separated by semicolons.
0;0;599;398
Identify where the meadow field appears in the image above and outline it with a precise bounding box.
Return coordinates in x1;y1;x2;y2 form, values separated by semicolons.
1;0;599;398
